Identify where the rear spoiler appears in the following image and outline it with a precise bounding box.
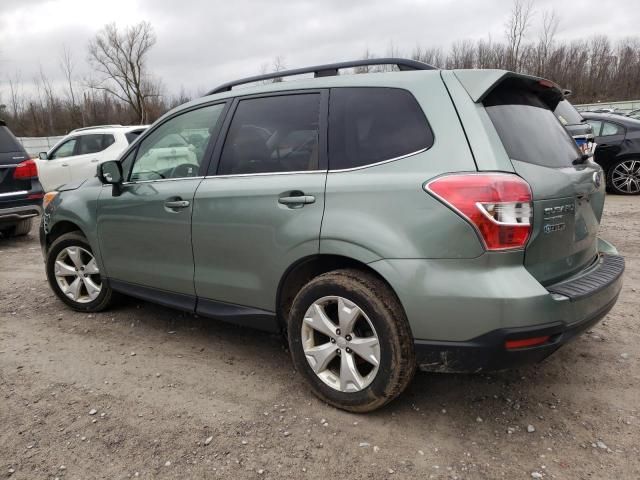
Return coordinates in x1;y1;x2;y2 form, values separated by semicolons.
452;69;563;108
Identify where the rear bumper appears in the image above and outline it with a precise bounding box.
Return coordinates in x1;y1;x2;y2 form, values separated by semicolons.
414;290;620;372
369;244;624;373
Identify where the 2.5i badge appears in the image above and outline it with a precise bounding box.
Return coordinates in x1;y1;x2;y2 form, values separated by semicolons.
544;223;566;234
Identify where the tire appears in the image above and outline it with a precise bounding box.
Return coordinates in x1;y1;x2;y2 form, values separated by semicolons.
0;218;32;238
606;159;640;195
46;231;114;312
287;269;416;412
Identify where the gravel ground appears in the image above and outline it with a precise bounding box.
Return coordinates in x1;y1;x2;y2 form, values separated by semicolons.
1;195;639;479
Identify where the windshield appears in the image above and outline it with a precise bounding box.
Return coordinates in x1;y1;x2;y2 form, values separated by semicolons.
484;87;581;168
554;100;585;126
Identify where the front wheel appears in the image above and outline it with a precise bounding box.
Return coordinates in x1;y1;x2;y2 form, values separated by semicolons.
287;269;416;412
46;231;114;312
607;159;640;195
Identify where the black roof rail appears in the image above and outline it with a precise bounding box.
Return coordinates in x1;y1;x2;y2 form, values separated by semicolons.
206;58;437;96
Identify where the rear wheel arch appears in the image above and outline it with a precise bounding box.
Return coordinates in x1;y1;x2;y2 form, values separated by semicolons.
276;254;407;331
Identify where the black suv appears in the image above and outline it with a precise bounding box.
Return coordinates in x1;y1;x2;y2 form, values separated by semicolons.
0;120;43;237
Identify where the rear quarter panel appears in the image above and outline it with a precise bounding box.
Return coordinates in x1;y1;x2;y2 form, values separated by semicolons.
320;73;483;262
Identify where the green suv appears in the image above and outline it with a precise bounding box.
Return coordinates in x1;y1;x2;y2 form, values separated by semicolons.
41;59;624;412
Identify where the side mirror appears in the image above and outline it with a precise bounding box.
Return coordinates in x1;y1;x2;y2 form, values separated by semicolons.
38;152;48;160
98;160;123;184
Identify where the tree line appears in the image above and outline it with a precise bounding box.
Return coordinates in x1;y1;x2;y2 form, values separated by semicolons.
362;1;640;106
0;22;185;138
2;0;640;137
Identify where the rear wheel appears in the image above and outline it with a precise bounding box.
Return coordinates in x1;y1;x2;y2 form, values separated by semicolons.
607;159;640;195
0;218;33;238
287;269;415;412
46;231;114;312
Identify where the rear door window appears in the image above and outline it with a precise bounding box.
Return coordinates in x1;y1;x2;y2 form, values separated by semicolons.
328;87;433;170
601;121;624;136
587;120;603;136
217;94;322;175
484;85;581;168
76;134;115;155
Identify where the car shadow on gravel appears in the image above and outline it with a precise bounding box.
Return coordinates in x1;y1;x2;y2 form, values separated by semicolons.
104;294;594;419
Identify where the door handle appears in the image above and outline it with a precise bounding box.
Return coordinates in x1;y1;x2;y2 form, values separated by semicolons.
62;163;69;167
91;158;99;163
278;195;315;205
165;200;190;209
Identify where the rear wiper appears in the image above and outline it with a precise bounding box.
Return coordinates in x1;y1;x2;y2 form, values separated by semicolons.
572;154;590;165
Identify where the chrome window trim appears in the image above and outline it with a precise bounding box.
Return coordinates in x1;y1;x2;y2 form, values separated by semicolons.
121;176;205;185
328;148;427;173
0;190;29;198
204;170;326;179
200;148;427;179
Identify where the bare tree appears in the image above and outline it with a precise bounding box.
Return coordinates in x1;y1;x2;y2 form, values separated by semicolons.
411;45;443;68
7;73;23;122
59;45;83;126
88;22;159;124
535;10;559;76
505;0;534;71
271;55;286;82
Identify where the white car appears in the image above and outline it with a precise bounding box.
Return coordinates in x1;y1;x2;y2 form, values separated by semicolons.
37;125;147;191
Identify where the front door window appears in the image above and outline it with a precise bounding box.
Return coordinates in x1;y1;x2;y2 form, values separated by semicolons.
129;104;225;181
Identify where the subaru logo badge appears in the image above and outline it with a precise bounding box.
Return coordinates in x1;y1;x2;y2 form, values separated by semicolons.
593;171;602;189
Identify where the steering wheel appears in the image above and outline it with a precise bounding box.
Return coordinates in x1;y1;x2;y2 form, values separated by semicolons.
170;163;200;178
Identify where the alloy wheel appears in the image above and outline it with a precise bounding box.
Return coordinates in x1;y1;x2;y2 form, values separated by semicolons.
301;296;381;393
612;160;640;194
54;246;102;303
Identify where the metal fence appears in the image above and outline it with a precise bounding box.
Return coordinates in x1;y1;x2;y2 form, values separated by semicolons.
575;100;640;114
17;136;64;157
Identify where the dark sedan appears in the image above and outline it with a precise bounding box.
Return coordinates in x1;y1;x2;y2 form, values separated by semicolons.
582;112;640;195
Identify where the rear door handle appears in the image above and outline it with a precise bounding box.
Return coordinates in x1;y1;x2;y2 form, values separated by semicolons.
278;195;315;205
91;158;99;163
165;200;190;209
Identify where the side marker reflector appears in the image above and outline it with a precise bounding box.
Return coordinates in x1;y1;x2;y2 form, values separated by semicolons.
505;336;550;350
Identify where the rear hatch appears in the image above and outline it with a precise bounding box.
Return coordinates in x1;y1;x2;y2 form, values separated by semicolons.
0;123;30;195
481;77;604;285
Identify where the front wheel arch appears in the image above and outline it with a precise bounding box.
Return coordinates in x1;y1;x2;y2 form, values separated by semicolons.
46;220;85;250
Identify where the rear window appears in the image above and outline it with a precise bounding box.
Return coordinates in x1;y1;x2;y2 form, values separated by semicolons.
484;86;581;168
0;125;25;154
554;100;584;126
125;129;145;144
76;134;115;155
329;87;433;170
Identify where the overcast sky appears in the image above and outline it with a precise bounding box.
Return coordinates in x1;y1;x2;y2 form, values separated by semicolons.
1;0;638;100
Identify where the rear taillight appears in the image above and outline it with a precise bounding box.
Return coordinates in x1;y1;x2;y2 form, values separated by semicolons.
425;173;532;251
13;159;38;180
